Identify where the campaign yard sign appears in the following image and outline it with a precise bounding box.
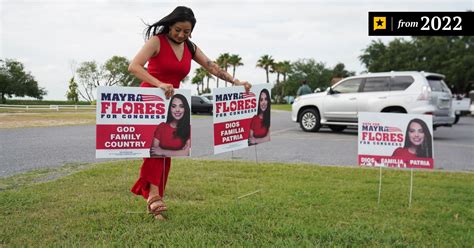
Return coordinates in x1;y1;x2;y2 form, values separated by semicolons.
96;86;191;158
358;112;434;169
213;84;271;154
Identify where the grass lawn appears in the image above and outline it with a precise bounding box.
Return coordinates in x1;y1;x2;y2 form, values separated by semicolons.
0;112;214;129
272;104;292;111
0;159;472;246
0;112;96;129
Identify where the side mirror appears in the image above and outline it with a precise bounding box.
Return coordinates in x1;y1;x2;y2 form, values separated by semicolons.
328;87;335;95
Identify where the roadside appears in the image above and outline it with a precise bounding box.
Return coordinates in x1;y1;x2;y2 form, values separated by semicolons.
0;112;96;129
0;104;291;129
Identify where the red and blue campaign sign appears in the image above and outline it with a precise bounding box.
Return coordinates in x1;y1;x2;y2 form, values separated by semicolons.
213;84;271;154
96;86;191;158
358;112;434;169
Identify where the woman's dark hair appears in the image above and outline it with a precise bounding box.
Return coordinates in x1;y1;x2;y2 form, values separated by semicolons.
257;89;271;129
166;94;191;145
404;118;432;158
144;6;196;40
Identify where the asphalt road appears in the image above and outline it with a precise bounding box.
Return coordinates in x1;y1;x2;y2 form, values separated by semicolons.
1;111;473;177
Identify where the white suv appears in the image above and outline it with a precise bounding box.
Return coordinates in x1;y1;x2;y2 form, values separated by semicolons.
292;71;455;132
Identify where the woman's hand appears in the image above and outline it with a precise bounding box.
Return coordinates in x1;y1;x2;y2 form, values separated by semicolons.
235;80;252;93
150;146;166;157
159;83;175;99
248;137;257;145
241;81;252;93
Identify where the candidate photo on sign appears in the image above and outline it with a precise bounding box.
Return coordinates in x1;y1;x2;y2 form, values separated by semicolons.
392;118;433;159
248;88;271;145
150;94;191;157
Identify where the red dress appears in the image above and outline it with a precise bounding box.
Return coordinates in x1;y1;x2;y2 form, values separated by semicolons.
131;34;192;199
250;115;269;138
153;123;186;150
392;147;418;159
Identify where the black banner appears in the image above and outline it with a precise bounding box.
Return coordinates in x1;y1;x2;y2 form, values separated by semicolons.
368;12;474;36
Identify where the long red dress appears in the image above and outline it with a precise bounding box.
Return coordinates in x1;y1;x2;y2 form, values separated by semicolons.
131;34;192;199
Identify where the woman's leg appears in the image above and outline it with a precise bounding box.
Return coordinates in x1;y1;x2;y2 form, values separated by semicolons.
131;157;171;198
148;158;170;210
131;157;171;218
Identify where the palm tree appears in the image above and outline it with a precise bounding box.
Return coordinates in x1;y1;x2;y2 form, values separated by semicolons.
216;53;231;86
192;67;206;94
256;55;274;83
280;60;292;82
228;54;243;79
191;75;202;95
271;61;284;84
203;69;214;92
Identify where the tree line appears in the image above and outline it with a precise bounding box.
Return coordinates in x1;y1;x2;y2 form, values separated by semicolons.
0;59;46;104
1;36;472;103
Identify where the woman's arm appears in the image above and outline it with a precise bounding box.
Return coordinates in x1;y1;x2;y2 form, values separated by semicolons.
252;133;271;144
249;130;270;145
193;46;251;92
128;36;174;98
150;139;191;157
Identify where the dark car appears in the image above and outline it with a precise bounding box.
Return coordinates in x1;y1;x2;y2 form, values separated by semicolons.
191;95;213;114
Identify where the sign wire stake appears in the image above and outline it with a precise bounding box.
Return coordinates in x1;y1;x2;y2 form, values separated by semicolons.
236;144;263;200
409;168;414;208
378;165;383;205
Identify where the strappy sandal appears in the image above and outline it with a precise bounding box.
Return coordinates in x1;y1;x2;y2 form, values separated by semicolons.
147;195;168;220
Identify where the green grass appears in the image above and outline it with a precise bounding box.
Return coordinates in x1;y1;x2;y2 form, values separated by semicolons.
0;112;96;128
272;104;292;111
1;160;473;246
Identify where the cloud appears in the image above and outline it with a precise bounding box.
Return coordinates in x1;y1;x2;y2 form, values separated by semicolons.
2;0;472;99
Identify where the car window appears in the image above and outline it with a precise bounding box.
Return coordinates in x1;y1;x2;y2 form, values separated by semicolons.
362;77;390;92
191;96;200;104
428;78;450;92
202;94;213;101
332;78;363;94
201;97;212;104
390;76;414;91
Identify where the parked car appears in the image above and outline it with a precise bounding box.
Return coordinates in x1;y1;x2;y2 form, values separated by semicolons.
200;93;213;102
292;71;455;132
191;95;213;114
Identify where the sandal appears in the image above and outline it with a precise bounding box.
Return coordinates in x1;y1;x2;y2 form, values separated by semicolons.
147;195;168;219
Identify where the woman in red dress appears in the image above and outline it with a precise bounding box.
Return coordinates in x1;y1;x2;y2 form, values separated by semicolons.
128;6;251;220
392;118;433;159
249;89;271;145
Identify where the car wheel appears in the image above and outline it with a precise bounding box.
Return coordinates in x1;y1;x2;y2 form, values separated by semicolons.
299;109;321;132
454;115;460;124
329;125;346;132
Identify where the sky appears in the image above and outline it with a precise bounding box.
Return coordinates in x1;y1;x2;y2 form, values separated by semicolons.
1;0;472;100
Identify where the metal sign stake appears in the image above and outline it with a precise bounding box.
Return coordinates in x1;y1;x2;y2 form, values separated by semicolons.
236;144;262;199
378;165;383;205
409;168;414;208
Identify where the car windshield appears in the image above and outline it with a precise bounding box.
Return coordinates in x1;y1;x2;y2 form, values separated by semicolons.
201;97;212;104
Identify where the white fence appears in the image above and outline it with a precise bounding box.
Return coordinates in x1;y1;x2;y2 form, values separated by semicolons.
0;104;96;111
